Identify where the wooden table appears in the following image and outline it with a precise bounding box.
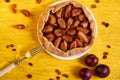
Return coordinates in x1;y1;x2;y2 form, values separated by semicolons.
0;0;120;80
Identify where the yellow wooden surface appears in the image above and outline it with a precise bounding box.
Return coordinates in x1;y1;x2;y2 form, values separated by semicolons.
0;0;120;80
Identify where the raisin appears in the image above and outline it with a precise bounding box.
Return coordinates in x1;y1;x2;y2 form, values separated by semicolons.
91;4;97;8
21;9;30;17
26;74;32;78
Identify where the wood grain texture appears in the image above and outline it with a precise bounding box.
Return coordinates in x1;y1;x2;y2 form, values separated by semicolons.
0;0;120;80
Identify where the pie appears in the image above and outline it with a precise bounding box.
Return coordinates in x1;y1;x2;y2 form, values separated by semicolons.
37;0;97;57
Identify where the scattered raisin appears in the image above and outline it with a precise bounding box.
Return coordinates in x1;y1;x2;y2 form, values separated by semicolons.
21;9;30;17
103;55;107;59
107;45;111;48
95;0;100;3
28;62;33;66
10;44;14;47
12;48;16;51
11;4;17;13
103;52;109;59
102;22;106;25
26;74;32;78
6;45;9;48
56;76;60;80
105;23;109;27
62;74;69;78
103;52;109;55
55;69;61;75
91;4;97;8
5;0;10;2
14;24;25;29
102;22;109;27
49;78;54;80
36;0;41;4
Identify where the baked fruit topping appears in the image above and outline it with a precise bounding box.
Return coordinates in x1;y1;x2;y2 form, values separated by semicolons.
38;1;96;57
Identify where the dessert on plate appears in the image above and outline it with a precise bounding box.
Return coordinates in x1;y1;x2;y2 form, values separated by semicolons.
37;0;97;57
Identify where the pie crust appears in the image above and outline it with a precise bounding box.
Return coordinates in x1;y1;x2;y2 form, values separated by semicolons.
37;0;96;57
